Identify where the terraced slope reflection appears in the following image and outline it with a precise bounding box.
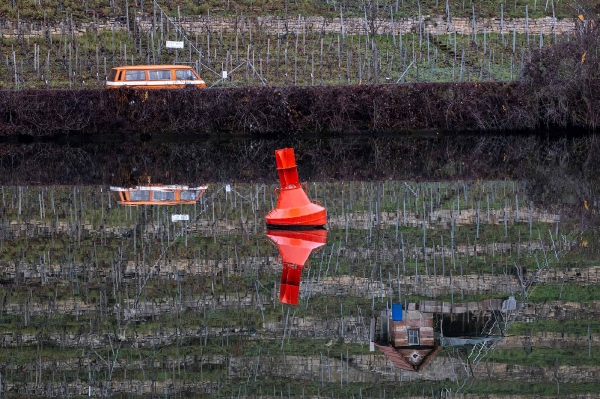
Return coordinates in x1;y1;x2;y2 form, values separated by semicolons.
0;181;597;398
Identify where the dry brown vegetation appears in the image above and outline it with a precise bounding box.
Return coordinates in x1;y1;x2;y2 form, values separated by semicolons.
0;77;598;137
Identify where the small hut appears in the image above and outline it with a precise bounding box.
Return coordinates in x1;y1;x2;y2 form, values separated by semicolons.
375;303;441;371
374;298;511;372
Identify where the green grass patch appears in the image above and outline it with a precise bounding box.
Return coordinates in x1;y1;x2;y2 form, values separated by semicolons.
464;381;600;396
529;284;600;302
507;319;600;336
488;347;600;367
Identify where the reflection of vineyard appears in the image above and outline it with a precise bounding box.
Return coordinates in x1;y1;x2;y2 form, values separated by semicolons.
0;182;598;398
446;261;551;392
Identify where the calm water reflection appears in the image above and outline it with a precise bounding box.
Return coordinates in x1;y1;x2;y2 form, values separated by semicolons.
0;182;597;398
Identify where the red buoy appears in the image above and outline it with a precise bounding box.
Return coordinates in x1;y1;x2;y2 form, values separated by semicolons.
265;148;327;227
267;229;328;305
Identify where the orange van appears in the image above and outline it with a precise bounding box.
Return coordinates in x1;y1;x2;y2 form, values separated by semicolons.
105;65;206;89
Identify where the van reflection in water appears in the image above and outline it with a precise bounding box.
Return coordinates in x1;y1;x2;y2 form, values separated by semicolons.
110;184;208;206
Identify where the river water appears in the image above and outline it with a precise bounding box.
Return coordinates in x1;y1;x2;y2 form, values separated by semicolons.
0;138;598;398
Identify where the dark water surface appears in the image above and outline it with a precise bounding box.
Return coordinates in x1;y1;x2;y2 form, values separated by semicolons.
1;136;599;189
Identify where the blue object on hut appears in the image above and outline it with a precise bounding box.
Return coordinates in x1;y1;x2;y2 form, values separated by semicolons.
391;304;403;322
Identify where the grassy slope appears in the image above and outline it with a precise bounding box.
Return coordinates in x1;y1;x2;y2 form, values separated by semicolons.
0;0;580;89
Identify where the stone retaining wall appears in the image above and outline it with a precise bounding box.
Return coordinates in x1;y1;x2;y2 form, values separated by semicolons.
0;14;578;39
0;206;565;239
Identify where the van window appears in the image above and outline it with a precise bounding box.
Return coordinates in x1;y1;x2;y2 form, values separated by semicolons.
107;69;117;81
125;70;145;81
180;191;199;200
129;190;150;201
153;191;175;201
176;69;196;80
148;70;172;80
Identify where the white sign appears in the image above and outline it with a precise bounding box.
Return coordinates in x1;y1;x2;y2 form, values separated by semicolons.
166;41;184;49
222;70;228;79
171;214;189;222
225;184;231;192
